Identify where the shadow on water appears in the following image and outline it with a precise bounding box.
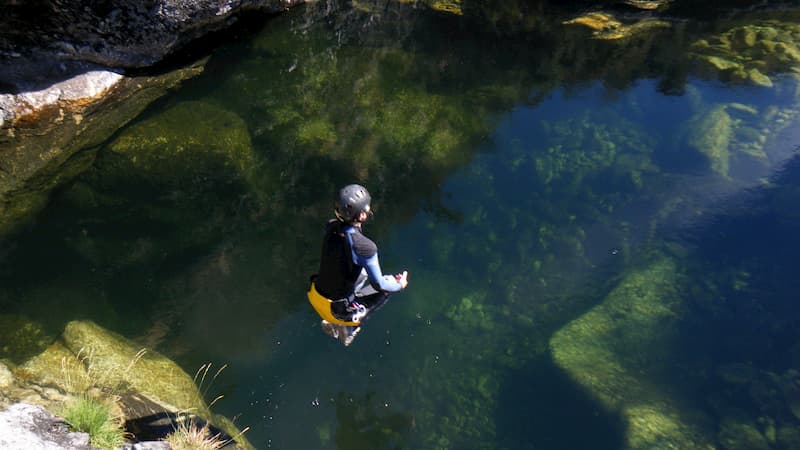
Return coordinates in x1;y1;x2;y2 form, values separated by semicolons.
495;356;626;450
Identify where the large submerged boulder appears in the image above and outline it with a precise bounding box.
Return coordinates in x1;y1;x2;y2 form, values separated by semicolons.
0;62;206;237
550;256;714;448
57;100;257;269
97;100;256;192
0;0;306;239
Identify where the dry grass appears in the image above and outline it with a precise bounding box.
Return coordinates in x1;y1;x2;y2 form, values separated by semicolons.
165;418;228;450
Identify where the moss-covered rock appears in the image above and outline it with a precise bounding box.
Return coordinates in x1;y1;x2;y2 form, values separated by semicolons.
97;100;255;193
0;315;53;364
563;12;670;41
681;101;796;180
0;63;206;238
718;418;770;450
0;362;13;390
535;111;656;190
60;320;208;416
15;341;91;395
13;321;254;449
687;104;733;177
48;100;258;269
690;20;800;86
550;256;714;448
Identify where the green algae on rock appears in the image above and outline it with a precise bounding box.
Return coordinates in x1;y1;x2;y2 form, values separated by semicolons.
61;320;209;417
534;110;656;190
97;100;256;193
52;100;258;269
0;315;53;365
17;341;92;395
563;12;671;41
0;63;206;239
687;104;734;177
690;19;800;87
10;320;254;449
682;96;800;180
550;256;715;448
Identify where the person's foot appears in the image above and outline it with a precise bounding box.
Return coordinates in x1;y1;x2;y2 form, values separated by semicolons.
350;303;368;323
320;320;339;339
342;326;361;346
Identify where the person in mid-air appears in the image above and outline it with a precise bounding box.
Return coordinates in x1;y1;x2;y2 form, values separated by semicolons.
307;184;409;346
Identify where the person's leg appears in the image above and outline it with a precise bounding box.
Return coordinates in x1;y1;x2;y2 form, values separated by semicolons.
356;291;391;317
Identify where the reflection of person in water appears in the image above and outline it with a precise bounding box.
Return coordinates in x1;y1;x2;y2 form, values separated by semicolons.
307;184;409;346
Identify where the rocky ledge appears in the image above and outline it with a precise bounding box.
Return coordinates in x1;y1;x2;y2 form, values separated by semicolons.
0;319;252;449
0;0;303;69
0;0;305;238
0;403;93;450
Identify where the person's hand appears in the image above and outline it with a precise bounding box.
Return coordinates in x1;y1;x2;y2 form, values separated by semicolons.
395;270;409;289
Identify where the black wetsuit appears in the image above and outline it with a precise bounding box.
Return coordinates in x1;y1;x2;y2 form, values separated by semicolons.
315;220;402;321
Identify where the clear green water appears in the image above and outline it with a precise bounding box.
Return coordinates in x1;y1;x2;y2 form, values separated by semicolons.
3;2;800;449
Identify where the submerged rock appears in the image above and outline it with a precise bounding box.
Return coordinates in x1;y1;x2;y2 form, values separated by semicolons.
718;418;770;450
56;100;257;269
0;62;206;238
0;314;53;364
563;12;671;40
550;256;714;448
690;20;800;87
98;100;255;192
687;104;733;177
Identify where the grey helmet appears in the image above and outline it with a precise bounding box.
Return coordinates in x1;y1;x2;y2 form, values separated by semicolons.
335;184;371;222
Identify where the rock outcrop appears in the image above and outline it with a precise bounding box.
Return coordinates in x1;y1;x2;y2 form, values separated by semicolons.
0;61;205;236
0;0;305;239
1;320;253;449
550;256;715;448
0;403;93;450
0;0;304;69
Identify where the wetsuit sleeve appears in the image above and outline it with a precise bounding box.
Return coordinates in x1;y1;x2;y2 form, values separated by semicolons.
359;253;403;292
349;232;402;292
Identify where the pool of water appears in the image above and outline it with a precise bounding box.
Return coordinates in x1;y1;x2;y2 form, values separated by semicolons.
3;2;800;449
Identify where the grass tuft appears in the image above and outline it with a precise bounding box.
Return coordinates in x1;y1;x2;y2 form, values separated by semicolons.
62;395;126;449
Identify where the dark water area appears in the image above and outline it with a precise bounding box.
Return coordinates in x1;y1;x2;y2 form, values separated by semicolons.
3;1;800;449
